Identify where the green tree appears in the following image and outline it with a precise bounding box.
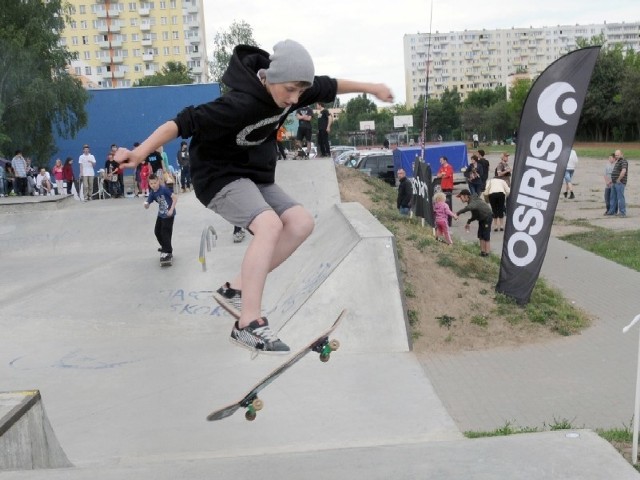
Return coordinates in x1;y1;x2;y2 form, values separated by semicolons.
0;0;88;163
209;20;258;84
134;61;194;87
507;78;533;126
579;45;625;141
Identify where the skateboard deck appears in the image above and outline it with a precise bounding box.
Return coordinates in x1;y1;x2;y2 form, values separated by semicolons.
160;256;173;267
207;309;346;422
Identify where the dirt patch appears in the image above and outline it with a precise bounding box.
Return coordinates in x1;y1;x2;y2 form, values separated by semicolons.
336;166;557;354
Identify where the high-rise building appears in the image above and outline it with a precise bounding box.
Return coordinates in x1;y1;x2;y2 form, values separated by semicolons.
404;21;640;107
58;0;208;88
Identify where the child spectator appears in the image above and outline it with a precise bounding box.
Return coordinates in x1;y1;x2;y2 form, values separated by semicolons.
433;191;457;244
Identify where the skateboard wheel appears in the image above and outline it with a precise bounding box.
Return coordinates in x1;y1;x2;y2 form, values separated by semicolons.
329;339;340;351
245;410;257;421
320;352;330;363
252;398;264;411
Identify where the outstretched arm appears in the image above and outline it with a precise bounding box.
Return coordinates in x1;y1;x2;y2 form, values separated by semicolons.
336;80;394;103
115;121;179;169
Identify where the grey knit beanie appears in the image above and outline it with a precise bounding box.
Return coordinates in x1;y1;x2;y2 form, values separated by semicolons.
266;39;315;85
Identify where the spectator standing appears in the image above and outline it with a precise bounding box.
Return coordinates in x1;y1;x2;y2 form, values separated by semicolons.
62;157;75;195
465;154;484;196
52;158;64;194
396;168;412;215
316;102;333;157
563;149;579;199
477;149;490;191
11;150;27;196
606;149;628;217
177;140;191;191
139;159;151;196
146;149;163;175
603;153;616;214
456;188;494;257
78;144;96;201
495;152;512;186
295;105;313;157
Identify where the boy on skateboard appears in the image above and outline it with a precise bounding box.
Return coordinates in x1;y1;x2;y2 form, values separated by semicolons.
145;173;177;265
116;39;393;353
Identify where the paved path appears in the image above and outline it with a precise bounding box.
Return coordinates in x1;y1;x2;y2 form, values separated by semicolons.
419;155;640;432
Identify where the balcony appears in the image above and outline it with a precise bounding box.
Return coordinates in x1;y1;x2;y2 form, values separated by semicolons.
189;50;201;59
139;7;150;16
96;9;119;18
98;24;120;34
101;55;124;64
191;65;203;74
144;69;158;77
141;38;152;47
140;23;151;32
142;53;154;62
99;40;123;49
188;35;201;44
103;70;125;79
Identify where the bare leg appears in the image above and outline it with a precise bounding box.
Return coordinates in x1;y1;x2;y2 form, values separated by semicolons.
231;205;314;328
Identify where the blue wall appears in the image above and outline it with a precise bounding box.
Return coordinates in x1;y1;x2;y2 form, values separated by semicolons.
53;83;221;176
392;142;469;177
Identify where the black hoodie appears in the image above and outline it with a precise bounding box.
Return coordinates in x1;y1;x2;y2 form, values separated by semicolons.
172;45;338;207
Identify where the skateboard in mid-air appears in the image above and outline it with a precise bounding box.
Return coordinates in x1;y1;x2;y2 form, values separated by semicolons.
160;254;173;267
206;309;346;422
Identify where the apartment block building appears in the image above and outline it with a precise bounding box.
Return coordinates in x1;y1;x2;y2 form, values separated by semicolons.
404;21;640;107
59;0;208;88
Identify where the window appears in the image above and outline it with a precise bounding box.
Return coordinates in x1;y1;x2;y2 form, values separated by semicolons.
79;5;86;14
82;36;89;45
84;66;92;75
80;20;88;29
84;51;91;60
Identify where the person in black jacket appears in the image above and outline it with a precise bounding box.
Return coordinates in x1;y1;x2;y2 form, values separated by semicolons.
396;168;412;215
115;39;394;353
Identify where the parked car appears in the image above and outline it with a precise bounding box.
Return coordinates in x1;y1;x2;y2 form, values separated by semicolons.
354;151;395;186
330;145;357;162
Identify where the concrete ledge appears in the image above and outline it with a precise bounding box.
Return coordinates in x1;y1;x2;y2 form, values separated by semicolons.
0;390;72;471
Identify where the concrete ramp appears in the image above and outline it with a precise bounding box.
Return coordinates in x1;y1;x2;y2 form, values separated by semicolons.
264;202;410;353
0;390;71;471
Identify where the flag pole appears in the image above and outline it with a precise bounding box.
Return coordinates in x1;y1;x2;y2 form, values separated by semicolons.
623;313;640;464
421;0;434;236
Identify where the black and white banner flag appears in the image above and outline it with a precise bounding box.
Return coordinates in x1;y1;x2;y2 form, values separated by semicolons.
411;155;434;227
496;47;600;305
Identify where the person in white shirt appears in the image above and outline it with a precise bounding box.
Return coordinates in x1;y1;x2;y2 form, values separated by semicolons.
35;168;53;195
563;149;579;199
78;144;96;201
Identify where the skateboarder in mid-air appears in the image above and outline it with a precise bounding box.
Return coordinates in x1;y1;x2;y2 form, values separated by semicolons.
116;39;394;353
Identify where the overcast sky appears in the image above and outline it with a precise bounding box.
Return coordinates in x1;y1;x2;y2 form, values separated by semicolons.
203;0;638;105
